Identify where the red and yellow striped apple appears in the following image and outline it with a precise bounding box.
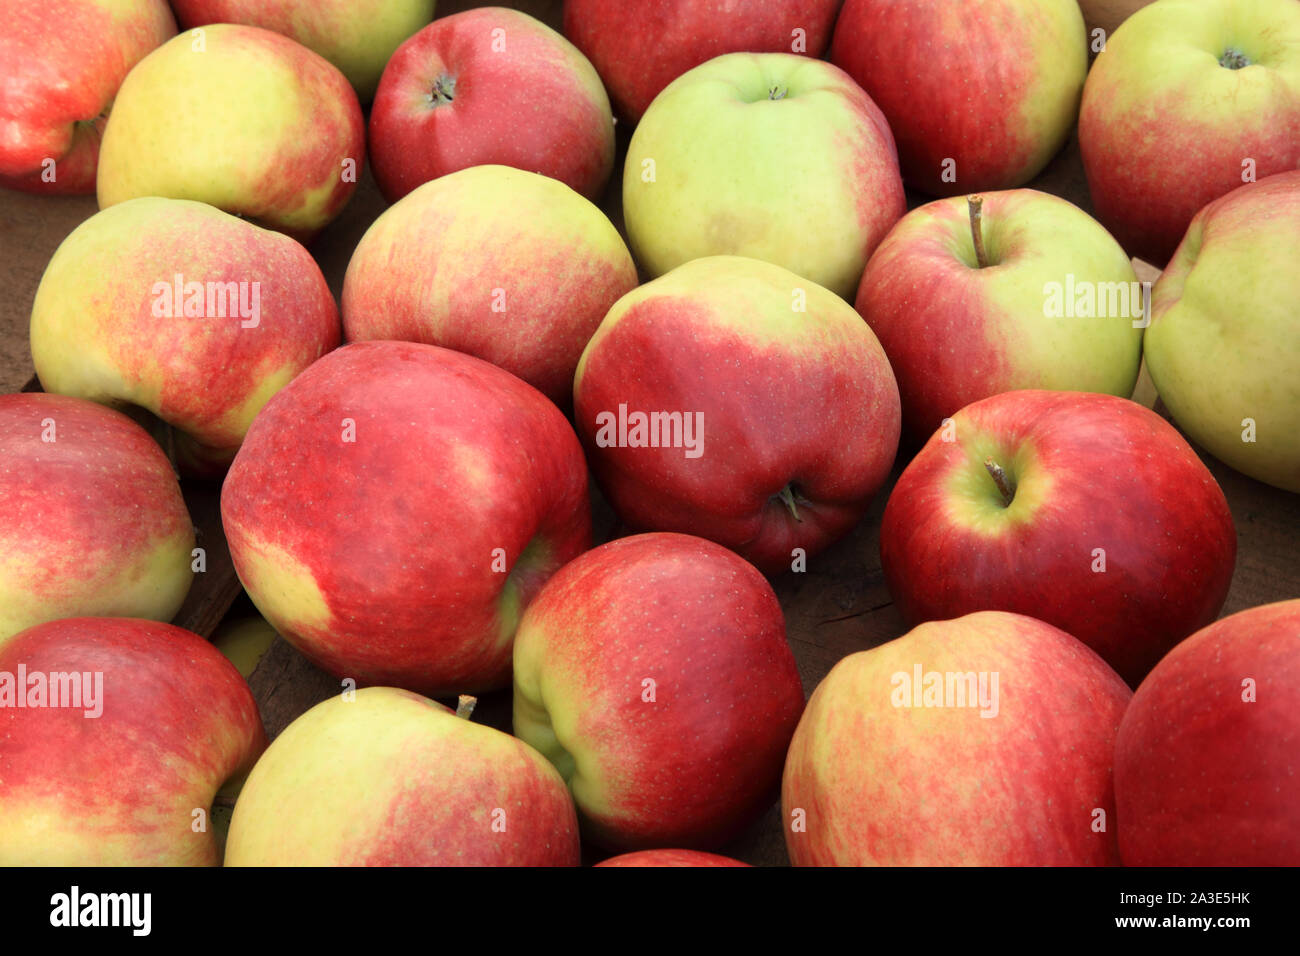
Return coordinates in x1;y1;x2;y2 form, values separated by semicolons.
879;390;1236;687
0;394;193;646
1115;599;1300;866
369;7;614;204
1079;0;1300;265
222;341;591;697
513;533;805;851
575;255;901;575
783;611;1131;865
0;0;174;194
595;849;750;867
0;617;265;865
831;0;1087;196
169;0;435;101
225;687;580;866
856;190;1143;439
96;24;364;241
623;52;905;299
31;197;340;476
343;165;635;407
563;0;840;121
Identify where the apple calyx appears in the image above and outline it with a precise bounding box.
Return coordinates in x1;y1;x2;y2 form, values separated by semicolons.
967;195;989;269
428;74;457;107
1219;48;1252;70
775;484;805;522
455;694;477;720
983;457;1016;507
768;85;789;101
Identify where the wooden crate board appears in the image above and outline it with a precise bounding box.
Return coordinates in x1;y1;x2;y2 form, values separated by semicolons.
1;0;1297;866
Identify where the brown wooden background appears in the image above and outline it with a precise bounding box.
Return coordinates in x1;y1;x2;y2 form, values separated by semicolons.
1;0;1296;865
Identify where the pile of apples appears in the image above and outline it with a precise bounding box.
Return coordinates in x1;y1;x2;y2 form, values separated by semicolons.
0;0;1297;867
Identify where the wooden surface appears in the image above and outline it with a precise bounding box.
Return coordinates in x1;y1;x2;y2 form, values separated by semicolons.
2;0;1297;867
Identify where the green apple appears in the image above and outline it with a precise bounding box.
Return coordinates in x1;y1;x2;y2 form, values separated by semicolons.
623;52;906;299
211;616;279;680
169;0;435;101
96;23;364;241
225;687;581;865
1146;170;1300;492
856;189;1144;438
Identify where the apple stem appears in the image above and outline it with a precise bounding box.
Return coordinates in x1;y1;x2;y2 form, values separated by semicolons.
429;74;456;107
455;695;477;720
967;195;989;269
776;485;804;522
768;85;788;101
983;458;1015;507
1219;48;1251;70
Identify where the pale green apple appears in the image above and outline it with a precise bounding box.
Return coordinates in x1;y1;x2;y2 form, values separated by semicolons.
1146;170;1300;493
623;52;906;299
169;0;435;101
211;615;279;680
225;687;581;866
96;23;365;240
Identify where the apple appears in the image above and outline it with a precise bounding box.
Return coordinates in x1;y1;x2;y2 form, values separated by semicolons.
563;0;840;122
0;0;174;194
856;190;1143;439
595;849;750;867
1115;599;1300;866
1145;170;1300;492
879;390;1236;687
96;23;365;242
830;0;1087;197
30;197;340;477
623;52;905;300
574;255;900;575
0;394;194;647
343;165;636;407
1078;0;1300;265
513;532;805;851
225;687;579;866
0;616;266;865
369;7;614;204
211;616;278;680
169;0;435;102
782;611;1131;865
221;340;591;697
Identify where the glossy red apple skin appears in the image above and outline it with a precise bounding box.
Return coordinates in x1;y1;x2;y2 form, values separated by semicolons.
574;256;901;576
0;0;174;194
880;390;1236;687
369;7;614;203
783;611;1131;866
0;617;266;866
563;0;840;121
596;849;750;867
830;0;1087;196
512;533;805;852
221;341;592;697
1116;599;1300;866
0;393;194;644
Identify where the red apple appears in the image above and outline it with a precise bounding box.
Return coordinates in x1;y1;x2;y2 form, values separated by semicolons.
855;190;1143;439
879;390;1236;687
1078;0;1300;265
225;687;580;866
221;341;591;697
0;394;194;646
369;7;614;203
563;0;840;121
0;0;175;194
831;0;1088;196
513;533;805;851
783;611;1131;865
31;197;341;476
342;165;636;407
574;255;901;575
1115;599;1300;866
0;617;266;865
595;849;750;867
